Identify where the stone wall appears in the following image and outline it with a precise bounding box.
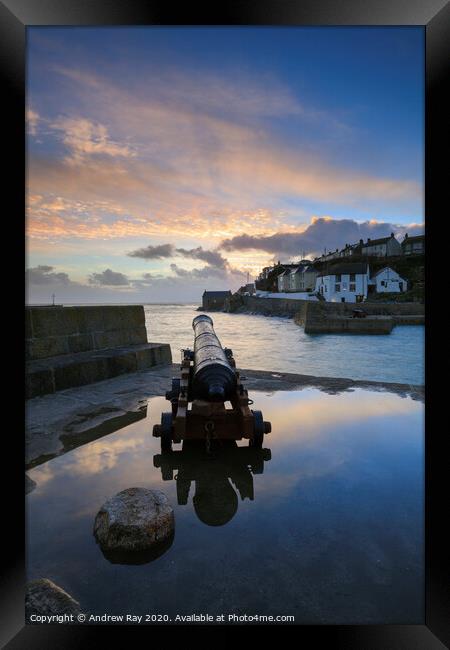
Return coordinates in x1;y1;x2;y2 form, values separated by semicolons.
232;295;307;317
294;303;394;334
26;306;148;361
235;295;424;318
26;305;172;398
229;294;423;335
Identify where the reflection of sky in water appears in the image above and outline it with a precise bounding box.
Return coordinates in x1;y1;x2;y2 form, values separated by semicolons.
144;304;424;384
27;389;424;624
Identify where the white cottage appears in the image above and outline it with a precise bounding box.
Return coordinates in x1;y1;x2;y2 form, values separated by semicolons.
277;269;289;292
315;263;370;303
369;267;407;293
358;232;402;257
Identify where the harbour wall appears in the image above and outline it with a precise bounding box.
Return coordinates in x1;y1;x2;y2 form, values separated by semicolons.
229;295;423;316
226;295;424;334
26;305;149;360
26;305;172;398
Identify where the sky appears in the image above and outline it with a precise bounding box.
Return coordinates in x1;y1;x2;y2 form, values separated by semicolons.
26;26;424;304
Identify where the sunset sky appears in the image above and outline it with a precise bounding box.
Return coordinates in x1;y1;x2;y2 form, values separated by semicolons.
26;26;424;303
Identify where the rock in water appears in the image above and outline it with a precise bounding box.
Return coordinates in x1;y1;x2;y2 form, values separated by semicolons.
26;579;81;618
93;487;174;563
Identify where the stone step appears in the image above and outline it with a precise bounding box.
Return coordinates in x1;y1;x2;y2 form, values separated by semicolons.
26;343;172;399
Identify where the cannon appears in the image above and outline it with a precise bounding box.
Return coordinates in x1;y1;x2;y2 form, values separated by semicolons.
153;314;271;452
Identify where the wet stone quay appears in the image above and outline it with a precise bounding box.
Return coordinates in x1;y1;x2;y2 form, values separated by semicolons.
26;364;424;624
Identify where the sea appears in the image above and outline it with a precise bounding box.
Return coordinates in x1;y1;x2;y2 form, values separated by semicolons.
143;303;424;385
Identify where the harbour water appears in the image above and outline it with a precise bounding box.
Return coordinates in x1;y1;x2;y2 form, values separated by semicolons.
144;304;424;385
27;388;424;623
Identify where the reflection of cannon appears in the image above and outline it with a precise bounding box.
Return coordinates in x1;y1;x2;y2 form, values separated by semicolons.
153;314;271;452
153;440;272;526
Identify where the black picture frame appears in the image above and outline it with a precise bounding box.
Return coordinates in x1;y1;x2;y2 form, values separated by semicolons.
3;0;448;646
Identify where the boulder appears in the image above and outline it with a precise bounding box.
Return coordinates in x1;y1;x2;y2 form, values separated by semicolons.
26;579;81;618
93;487;174;564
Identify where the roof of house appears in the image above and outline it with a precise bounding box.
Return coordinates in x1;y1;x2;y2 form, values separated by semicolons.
318;263;369;278
402;234;425;245
202;290;231;297
362;235;396;247
370;266;404;279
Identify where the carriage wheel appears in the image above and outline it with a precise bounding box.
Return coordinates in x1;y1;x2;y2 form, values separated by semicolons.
249;410;264;448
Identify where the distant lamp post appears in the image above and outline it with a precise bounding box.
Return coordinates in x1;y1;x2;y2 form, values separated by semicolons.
51;293;55;306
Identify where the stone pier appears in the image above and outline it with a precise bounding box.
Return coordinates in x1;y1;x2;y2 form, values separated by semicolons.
226;294;424;333
26;305;172;398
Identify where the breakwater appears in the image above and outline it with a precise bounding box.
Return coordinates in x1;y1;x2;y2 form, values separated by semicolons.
26;305;172;398
225;294;424;334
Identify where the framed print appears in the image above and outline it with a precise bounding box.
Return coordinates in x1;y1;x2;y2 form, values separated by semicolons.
2;0;449;646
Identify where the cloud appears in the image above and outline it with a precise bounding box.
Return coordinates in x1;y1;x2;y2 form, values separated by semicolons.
175;246;227;269
53;63;304;122
49;117;134;162
88;268;129;286
26;64;422;245
220;217;425;258
127;243;175;259
128;243;228;270
169;263;225;279
26;265;72;286
27;108;40;136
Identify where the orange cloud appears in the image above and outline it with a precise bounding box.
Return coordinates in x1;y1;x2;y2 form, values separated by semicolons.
50;117;134;161
27;66;422;249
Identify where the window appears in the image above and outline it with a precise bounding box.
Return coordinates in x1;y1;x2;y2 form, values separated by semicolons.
335;274;341;282
350;274;355;282
335;283;341;292
350;283;356;292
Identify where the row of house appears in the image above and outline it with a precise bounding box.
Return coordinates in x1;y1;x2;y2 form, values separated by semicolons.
277;262;318;292
314;263;407;303
202;263;408;309
315;232;424;263
256;233;424;291
275;262;408;303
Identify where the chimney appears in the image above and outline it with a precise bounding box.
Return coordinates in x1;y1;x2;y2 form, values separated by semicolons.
390;232;394;238
367;238;371;242
404;233;408;239
359;239;363;245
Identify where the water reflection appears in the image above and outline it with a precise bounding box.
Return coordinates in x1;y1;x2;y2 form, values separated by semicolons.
26;389;424;623
153;440;271;526
27;406;148;471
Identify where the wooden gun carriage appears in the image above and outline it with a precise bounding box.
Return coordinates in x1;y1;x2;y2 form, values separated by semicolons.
153;314;271;452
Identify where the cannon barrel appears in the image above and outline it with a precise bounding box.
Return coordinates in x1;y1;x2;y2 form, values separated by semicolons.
192;314;236;401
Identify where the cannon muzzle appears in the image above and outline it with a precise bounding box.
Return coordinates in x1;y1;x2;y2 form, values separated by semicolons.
192;314;236;401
